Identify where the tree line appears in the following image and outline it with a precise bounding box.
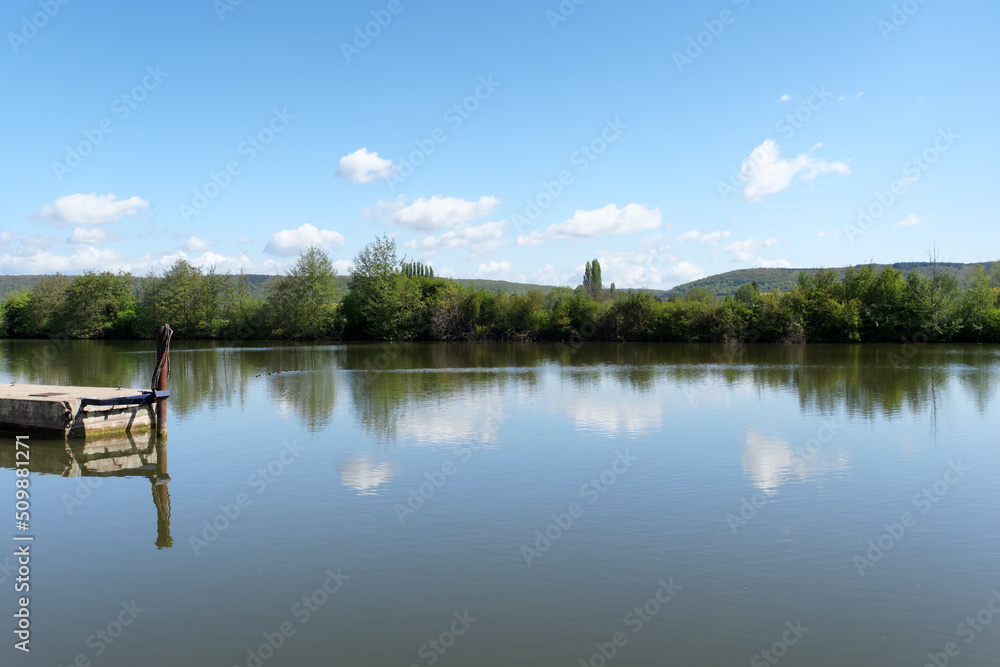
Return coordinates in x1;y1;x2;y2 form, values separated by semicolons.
2;236;999;343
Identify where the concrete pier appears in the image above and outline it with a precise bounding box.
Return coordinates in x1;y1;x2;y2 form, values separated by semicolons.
0;384;157;438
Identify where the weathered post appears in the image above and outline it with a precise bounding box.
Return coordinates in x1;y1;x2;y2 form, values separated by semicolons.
153;324;172;438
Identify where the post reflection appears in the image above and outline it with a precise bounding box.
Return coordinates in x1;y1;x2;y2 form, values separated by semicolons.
152;436;172;549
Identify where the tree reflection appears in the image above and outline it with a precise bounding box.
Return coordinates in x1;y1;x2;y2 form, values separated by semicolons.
1;340;997;439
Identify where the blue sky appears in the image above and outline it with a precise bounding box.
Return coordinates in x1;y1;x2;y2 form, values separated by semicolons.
1;0;997;288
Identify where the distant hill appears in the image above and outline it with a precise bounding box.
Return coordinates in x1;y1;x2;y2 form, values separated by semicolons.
451;278;554;295
0;275;45;299
663;262;996;298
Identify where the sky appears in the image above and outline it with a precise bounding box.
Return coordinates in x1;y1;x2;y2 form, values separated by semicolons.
1;0;998;288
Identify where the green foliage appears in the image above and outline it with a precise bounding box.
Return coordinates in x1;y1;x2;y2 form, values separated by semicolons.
604;291;655;341
667;262;997;299
59;271;136;338
401;261;434;279
904;267;961;341
340;235;423;340
31;274;71;334
734;281;761;305
684;287;716;305
791;269;860;343
2;290;41;337
582;258;603;300
267;246;339;339
3;245;1000;344
954;266;998;341
139;260;241;338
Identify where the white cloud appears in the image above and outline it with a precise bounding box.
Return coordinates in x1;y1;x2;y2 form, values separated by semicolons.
236;236;252;246
0;245;127;274
467;239;510;257
183;236;217;252
0;230;16;244
811;142;824;150
816;230;827;238
778;94;792;103
336;456;400;495
677;229;731;244
724;238;779;262
544;203;662;241
668;260;706;281
0;245;291;276
264;223;345;256
595;247;705;288
335;148;396;184
68;228;108;244
12;235;61;255
529;264;572;285
404;234;467;254
137;250;286;275
516;231;545;247
393;392;506;448
404;220;510;257
556;391;662;436
755;257;793;268
739;140;850;202
475;260;510;276
742;428;851;496
894;213;930;229
36;193;150;224
723;237;789;267
364;195;500;232
837;92;864;101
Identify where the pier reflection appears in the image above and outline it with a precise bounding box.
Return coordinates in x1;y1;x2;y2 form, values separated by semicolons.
0;432;173;549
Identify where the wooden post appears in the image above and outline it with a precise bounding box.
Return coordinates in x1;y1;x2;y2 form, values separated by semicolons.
155;325;169;437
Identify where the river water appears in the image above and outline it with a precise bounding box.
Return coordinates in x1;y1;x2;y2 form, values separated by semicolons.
1;340;998;666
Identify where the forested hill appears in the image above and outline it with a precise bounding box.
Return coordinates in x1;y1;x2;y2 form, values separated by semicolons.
0;261;992;300
664;262;995;298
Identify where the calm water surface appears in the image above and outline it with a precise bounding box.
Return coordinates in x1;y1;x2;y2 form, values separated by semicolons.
1;340;999;666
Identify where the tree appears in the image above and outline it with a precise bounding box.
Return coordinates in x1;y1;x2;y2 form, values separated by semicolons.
402;260;435;279
582;258;602;299
791;269;859;342
734;282;761;305
60;271;136;338
340;235;421;339
268;246;338;338
955;266;996;341
2;290;41;337
905;246;961;340
31;274;71;334
138;259;238;337
684;287;716;305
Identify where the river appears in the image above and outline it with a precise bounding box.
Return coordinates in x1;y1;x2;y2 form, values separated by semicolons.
1;340;998;666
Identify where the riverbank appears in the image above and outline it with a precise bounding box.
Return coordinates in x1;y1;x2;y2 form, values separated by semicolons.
3;240;998;344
